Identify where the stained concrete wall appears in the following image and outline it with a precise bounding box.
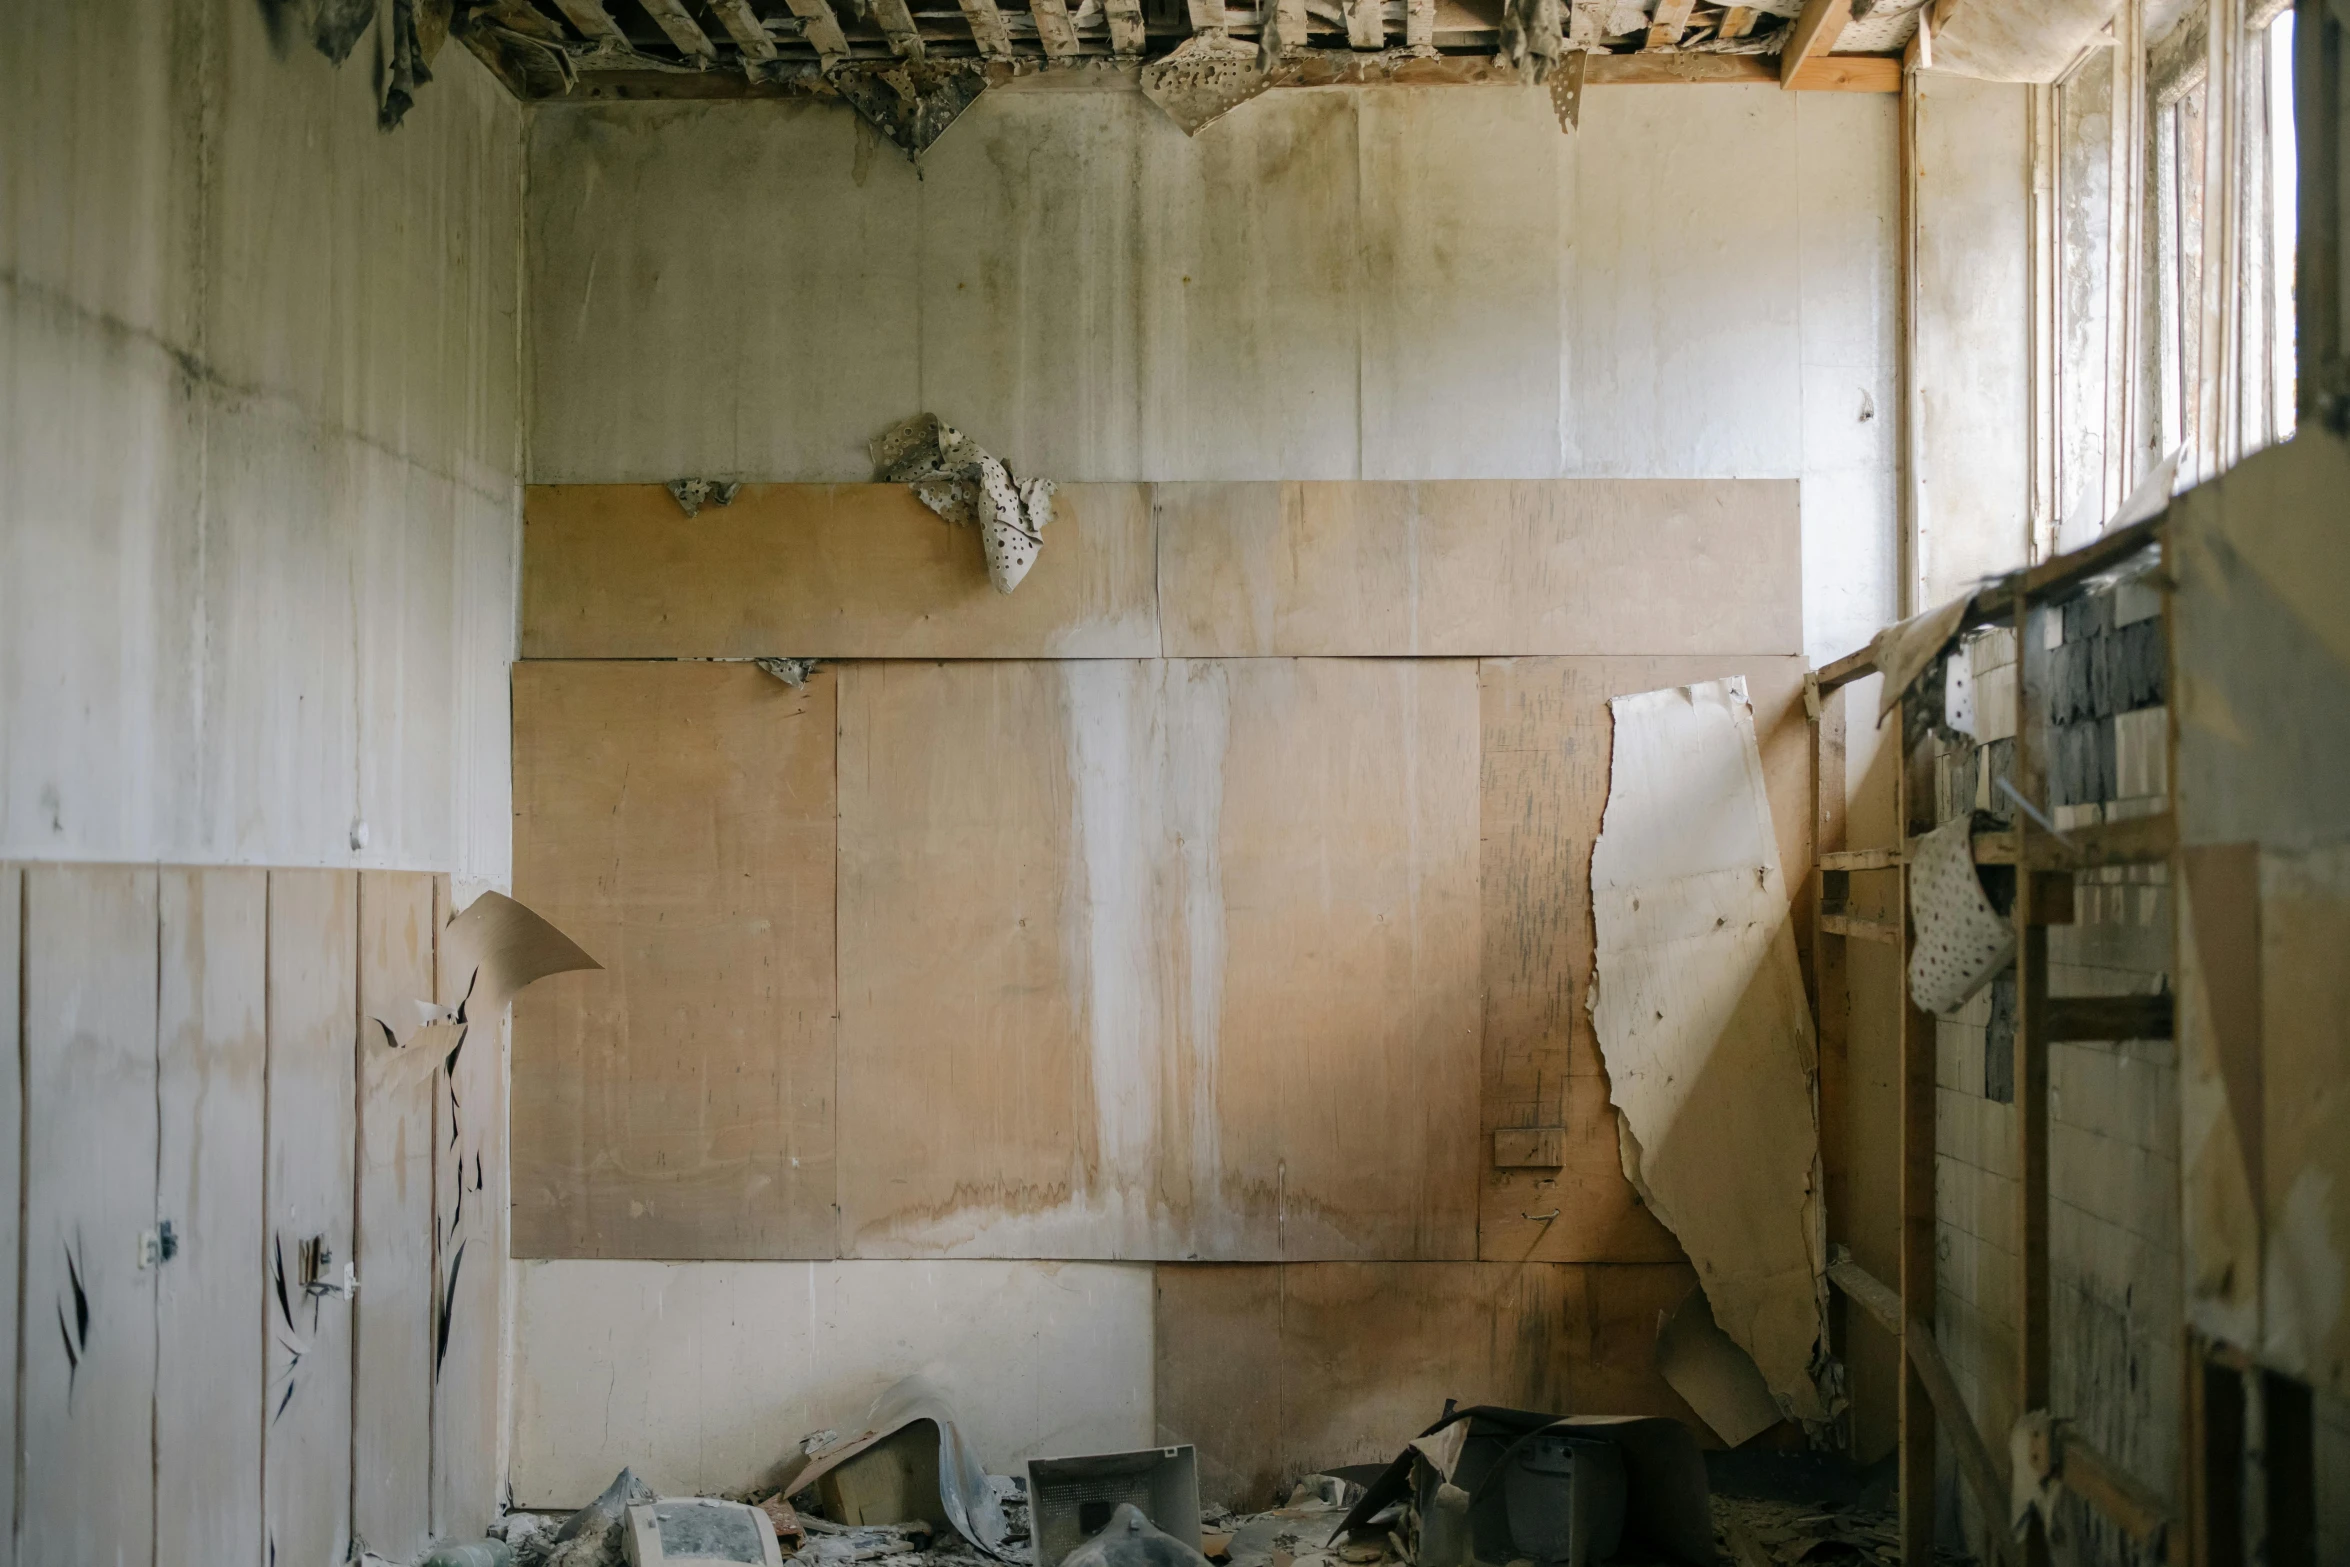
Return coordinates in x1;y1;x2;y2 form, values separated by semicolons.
2;0;524;880
526;81;1901;667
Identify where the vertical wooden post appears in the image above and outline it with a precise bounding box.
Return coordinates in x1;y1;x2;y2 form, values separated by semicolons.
1816;680;1851;1279
1898;701;1938;1565
2012;585;2054;1567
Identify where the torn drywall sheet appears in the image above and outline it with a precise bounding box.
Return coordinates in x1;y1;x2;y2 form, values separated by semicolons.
785;1377;1014;1559
754;657;821;689
1140;35;1272;134
1906;817;2015;1016
668;478;743;517
1654;1285;1782;1447
1588;678;1828;1423
1870;593;1973;724
871;414;1056;594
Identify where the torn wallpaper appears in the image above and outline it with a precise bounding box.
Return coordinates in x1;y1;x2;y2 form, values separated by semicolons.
1588;678;1829;1422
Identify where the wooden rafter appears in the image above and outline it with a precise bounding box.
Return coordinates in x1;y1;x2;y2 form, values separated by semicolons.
1403;0;1432;49
1029;0;1081;58
782;0;850;64
1718;4;1754;37
708;0;781;59
1778;0;1852;86
1186;0;1225;31
1105;0;1146;56
1645;0;1694;48
1345;0;1382;49
547;0;626;44
872;0;926;57
959;0;1015;56
641;0;719;59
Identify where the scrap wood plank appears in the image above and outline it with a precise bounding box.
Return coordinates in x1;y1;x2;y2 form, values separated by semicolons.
20;866;159;1567
1645;0;1693;46
1778;0;1852;85
512;661;838;1261
522;483;1159;661
353;872;441;1561
264;870;358;1567
157;868;267;1567
1478;657;1810;1265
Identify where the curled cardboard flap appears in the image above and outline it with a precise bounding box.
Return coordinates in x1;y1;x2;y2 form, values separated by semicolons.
785;1377;1013;1559
444;890;600;1024
1871;593;1974;724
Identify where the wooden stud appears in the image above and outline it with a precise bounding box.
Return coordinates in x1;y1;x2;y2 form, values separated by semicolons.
640;0;719;59
872;0;926;59
1896;722;1938;1567
548;0;628;43
1030;0;1081;57
958;0;1015;54
783;0;851;65
1813;682;1853;1359
1646;0;1694;47
708;0;782;58
1779;0;1853;87
1345;0;1382;50
2011;587;2053;1567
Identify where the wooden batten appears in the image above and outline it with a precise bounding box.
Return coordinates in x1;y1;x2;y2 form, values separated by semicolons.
872;0;927;56
958;0;1016;55
784;0;851;62
549;0;628;42
1030;0;1081;57
1779;0;1854;85
641;0;720;58
1645;0;1694;47
708;0;782;58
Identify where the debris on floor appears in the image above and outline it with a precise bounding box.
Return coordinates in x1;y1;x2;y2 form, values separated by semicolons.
626;1497;788;1565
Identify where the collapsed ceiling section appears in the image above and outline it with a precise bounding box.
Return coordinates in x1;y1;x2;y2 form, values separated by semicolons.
448;0;1922;146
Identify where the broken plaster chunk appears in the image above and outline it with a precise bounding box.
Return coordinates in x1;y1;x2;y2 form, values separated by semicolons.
667;478;743;517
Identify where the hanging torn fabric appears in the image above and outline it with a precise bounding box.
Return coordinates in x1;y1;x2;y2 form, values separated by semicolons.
1588;678;1830;1424
871;414;1057;594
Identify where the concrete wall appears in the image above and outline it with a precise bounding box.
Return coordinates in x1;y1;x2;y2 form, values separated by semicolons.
2;0;524;881
526;80;1901;667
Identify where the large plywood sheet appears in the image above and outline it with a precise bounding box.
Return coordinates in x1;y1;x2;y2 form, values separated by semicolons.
1156;480;1802;657
513;662;838;1259
20;865;159;1567
265;869;358;1567
354;872;439;1559
1478;657;1811;1264
1154;1261;1710;1510
521;483;1159;660
836;659;1481;1262
157;868;267;1567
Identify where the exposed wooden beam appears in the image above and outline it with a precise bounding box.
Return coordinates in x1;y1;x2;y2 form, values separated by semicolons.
872;0;926;58
959;0;1015;56
1645;0;1693;47
1345;0;1383;49
1820;911;1901;944
1404;0;1432;49
1185;0;1225;29
1719;4;1754;38
1818;847;1904;871
548;0;627;44
1778;0;1852;86
1786;51;1899;90
2048;1428;2173;1549
640;0;718;59
1029;0;1081;58
782;0;849;64
708;0;780;59
1106;0;1147;55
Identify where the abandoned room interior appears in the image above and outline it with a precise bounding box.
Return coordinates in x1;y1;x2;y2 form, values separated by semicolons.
5;0;2347;1562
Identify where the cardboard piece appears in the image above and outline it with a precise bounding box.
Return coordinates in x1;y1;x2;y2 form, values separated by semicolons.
786;1378;1013;1557
1588;679;1827;1420
1653;1285;1782;1447
1870;593;1973;724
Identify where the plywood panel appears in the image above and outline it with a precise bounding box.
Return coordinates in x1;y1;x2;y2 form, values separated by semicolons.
435;875;502;1539
521;483;1159;660
837;659;1480;1263
20;865;159;1567
264;868;357;1567
1156;480;1802;658
1189;659;1482;1260
1154;1261;1710;1510
1478;657;1812;1264
354;872;439;1558
0;864;18;1558
512;662;838;1259
157;867;267;1567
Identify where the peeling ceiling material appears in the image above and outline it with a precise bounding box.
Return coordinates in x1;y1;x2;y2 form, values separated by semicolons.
1928;0;2118;81
872;414;1056;593
1141;33;1273;133
833;59;993;154
1588;678;1829;1425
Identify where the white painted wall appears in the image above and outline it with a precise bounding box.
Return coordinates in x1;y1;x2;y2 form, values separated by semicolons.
510;1260;1155;1507
527;81;1900;665
1;0;524;880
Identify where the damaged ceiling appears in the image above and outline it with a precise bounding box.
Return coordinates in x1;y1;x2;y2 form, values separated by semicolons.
441;0;1923;144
